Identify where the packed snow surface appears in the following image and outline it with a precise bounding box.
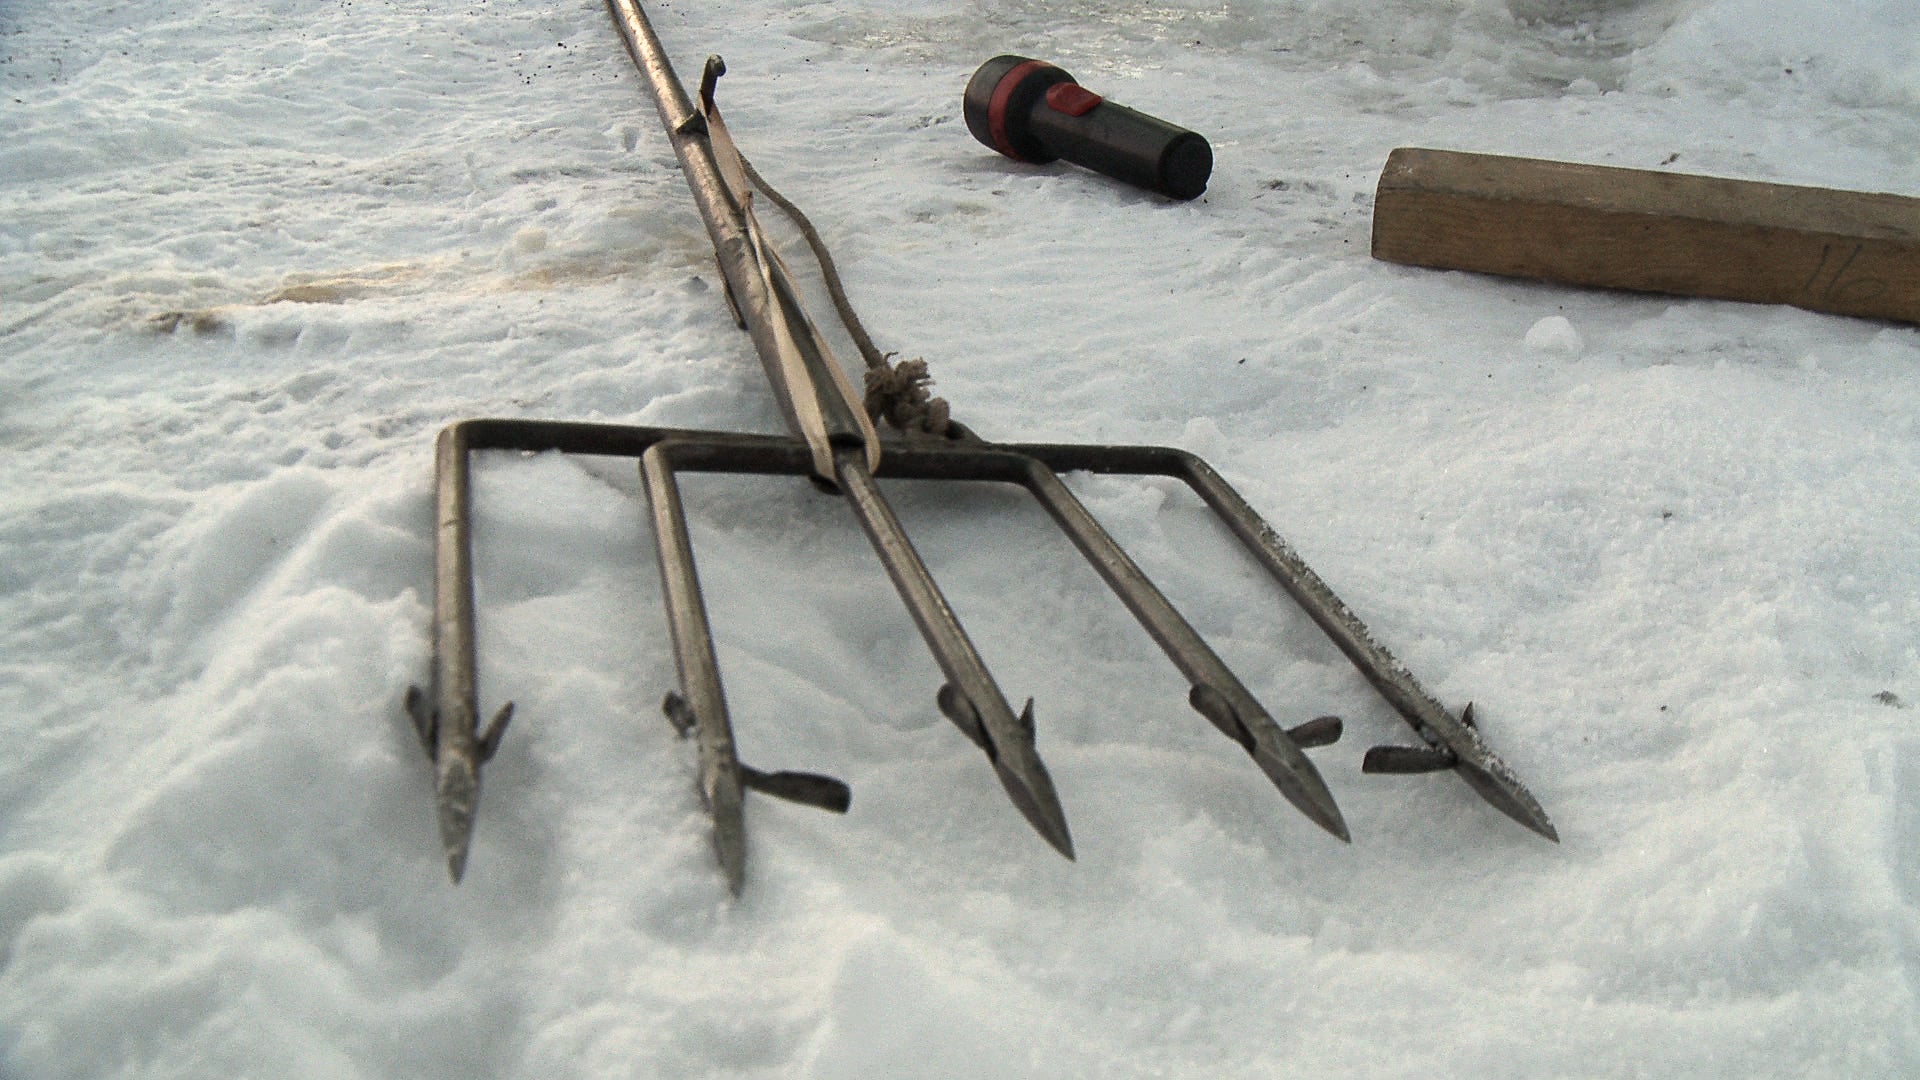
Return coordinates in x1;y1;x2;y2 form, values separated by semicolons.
4;1;1918;1076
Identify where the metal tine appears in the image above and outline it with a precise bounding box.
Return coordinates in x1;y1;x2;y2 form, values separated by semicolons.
411;417;1551;888
407;421;513;883
640;430;1348;848
996;440;1559;843
637;432;1075;860
641;437;745;898
828;444;1076;859
1007;454;1350;842
408;419;691;883
858;440;1350;843
641;439;853;896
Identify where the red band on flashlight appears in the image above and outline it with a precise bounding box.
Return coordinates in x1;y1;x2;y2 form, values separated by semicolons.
987;59;1054;161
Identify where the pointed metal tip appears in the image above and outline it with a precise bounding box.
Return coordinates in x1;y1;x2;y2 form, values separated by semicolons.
438;823;476;886
1036;808;1078;862
706;769;750;898
435;753;480;886
1435;705;1557;842
713;818;747;897
1034;805;1076;861
1041;804;1076;861
995;756;1077;861
1266;758;1349;844
1320;799;1351;841
1005;702;1075;860
1453;757;1559;843
1195;685;1350;843
1495;799;1560;844
995;726;1076;858
1503;790;1559;843
939;685;1075;857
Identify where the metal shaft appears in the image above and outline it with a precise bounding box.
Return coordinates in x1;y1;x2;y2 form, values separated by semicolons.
830;447;1075;858
605;0;872;479
415;422;513;882
641;443;749;893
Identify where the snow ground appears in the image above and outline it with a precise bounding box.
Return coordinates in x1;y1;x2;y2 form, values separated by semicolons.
2;0;1917;1076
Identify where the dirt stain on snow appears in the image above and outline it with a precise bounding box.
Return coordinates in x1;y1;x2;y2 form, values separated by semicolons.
145;254;649;336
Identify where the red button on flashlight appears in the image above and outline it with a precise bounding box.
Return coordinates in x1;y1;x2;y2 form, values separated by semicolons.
1044;83;1103;118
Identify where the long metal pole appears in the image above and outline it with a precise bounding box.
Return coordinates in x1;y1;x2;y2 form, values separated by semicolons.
604;0;868;472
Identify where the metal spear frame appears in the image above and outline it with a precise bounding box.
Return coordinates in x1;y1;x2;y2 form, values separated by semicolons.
405;0;1558;891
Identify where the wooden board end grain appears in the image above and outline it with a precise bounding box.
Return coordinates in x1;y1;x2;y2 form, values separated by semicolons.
1371;147;1920;324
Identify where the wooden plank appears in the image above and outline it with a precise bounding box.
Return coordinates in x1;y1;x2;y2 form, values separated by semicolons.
1370;147;1920;324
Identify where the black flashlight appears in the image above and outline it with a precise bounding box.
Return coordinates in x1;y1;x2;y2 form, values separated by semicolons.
962;55;1213;201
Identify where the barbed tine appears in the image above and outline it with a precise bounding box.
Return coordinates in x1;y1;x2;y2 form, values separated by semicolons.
408;420;698;882
999;440;1558;842
640;440;752;893
830;445;1077;859
828;439;1349;841
1009;455;1350;843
